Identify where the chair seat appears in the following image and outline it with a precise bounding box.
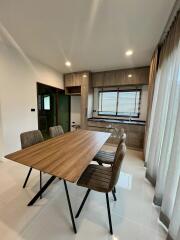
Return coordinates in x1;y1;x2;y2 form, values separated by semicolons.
94;150;115;164
77;164;112;193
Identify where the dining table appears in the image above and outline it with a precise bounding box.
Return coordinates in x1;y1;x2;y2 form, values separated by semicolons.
5;129;111;233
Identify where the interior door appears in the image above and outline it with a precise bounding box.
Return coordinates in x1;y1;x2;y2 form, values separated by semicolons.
58;93;70;132
37;83;57;139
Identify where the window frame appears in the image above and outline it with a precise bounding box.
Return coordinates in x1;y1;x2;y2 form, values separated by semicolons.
42;94;51;111
98;89;142;118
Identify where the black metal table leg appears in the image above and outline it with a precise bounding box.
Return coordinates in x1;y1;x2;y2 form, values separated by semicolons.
27;176;56;206
40;171;42;199
112;190;117;201
106;193;113;235
23;167;32;188
75;189;91;218
63;180;77;234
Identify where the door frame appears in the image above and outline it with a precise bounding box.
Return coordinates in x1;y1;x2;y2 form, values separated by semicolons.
36;82;70;131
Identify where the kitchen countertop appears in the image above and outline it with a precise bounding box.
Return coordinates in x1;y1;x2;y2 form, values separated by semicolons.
88;118;146;126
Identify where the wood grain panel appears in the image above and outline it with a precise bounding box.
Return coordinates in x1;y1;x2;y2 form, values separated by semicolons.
92;67;149;87
64;73;81;87
87;120;145;150
5;130;111;182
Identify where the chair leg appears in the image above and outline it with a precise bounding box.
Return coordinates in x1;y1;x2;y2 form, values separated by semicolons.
98;161;103;166
23;167;32;188
114;187;116;193
40;171;42;199
112;190;117;201
106;193;113;235
63;180;77;234
75;189;91;218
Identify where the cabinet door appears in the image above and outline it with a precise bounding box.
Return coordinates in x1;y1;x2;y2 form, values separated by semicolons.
124;67;149;85
64;73;82;87
114;70;125;85
92;72;104;87
73;73;82;86
103;71;116;87
64;74;74;87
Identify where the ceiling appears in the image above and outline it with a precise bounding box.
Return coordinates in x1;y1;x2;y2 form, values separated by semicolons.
0;0;176;73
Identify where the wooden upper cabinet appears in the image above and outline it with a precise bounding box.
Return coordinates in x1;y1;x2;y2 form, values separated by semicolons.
64;71;93;129
64;73;82;87
92;67;149;87
103;71;117;87
92;72;104;87
124;67;149;85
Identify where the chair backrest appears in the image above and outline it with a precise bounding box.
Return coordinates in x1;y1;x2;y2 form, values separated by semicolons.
115;132;127;156
109;142;126;191
49;125;64;138
20;130;44;149
118;128;125;138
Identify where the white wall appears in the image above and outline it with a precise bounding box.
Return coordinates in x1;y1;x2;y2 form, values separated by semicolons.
0;103;4;155
31;59;64;90
93;86;148;121
70;96;81;131
0;25;63;156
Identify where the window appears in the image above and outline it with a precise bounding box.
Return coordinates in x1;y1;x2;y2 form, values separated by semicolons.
98;89;141;117
43;95;51;110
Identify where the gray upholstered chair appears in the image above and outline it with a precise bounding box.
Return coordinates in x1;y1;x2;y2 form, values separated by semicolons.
94;131;126;165
49;125;64;138
75;142;126;235
94;132;126;201
20;130;44;196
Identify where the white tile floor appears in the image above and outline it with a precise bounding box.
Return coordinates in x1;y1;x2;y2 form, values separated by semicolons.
0;148;167;240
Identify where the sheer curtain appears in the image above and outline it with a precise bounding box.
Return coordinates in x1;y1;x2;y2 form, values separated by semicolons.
145;40;174;185
159;105;180;227
144;48;159;164
145;11;180;240
167;177;180;240
153;18;180;206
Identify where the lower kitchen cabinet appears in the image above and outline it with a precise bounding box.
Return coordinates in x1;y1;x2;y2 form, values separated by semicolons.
87;119;145;150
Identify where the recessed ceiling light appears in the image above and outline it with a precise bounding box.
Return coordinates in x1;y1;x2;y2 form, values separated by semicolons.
83;74;87;78
65;61;71;67
125;50;133;56
128;74;132;78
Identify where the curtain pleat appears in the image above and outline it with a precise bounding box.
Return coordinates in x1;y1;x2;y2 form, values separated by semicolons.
159;105;180;227
145;33;175;185
144;48;159;161
175;228;180;240
145;11;180;240
166;177;180;240
153;32;180;206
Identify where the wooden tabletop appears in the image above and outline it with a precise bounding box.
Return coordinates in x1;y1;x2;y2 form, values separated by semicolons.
5;130;111;183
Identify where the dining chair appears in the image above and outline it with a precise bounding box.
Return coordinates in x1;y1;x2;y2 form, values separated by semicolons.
49;125;64;138
20;130;44;198
94;131;126;166
94;132;126;201
75;142;126;235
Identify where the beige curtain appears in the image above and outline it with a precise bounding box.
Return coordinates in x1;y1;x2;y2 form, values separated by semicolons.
145;11;180;240
144;48;159;163
166;177;180;240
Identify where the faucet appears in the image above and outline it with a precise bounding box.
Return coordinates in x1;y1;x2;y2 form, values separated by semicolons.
129;113;132;122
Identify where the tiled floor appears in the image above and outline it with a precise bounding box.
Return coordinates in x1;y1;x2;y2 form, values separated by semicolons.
0;148;167;240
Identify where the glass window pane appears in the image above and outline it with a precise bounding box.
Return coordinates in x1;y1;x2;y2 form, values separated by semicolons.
98;92;117;115
98;90;140;117
117;91;140;117
44;95;50;110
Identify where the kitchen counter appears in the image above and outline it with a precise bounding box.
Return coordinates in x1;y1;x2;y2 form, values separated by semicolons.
88;118;146;126
87;118;146;150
